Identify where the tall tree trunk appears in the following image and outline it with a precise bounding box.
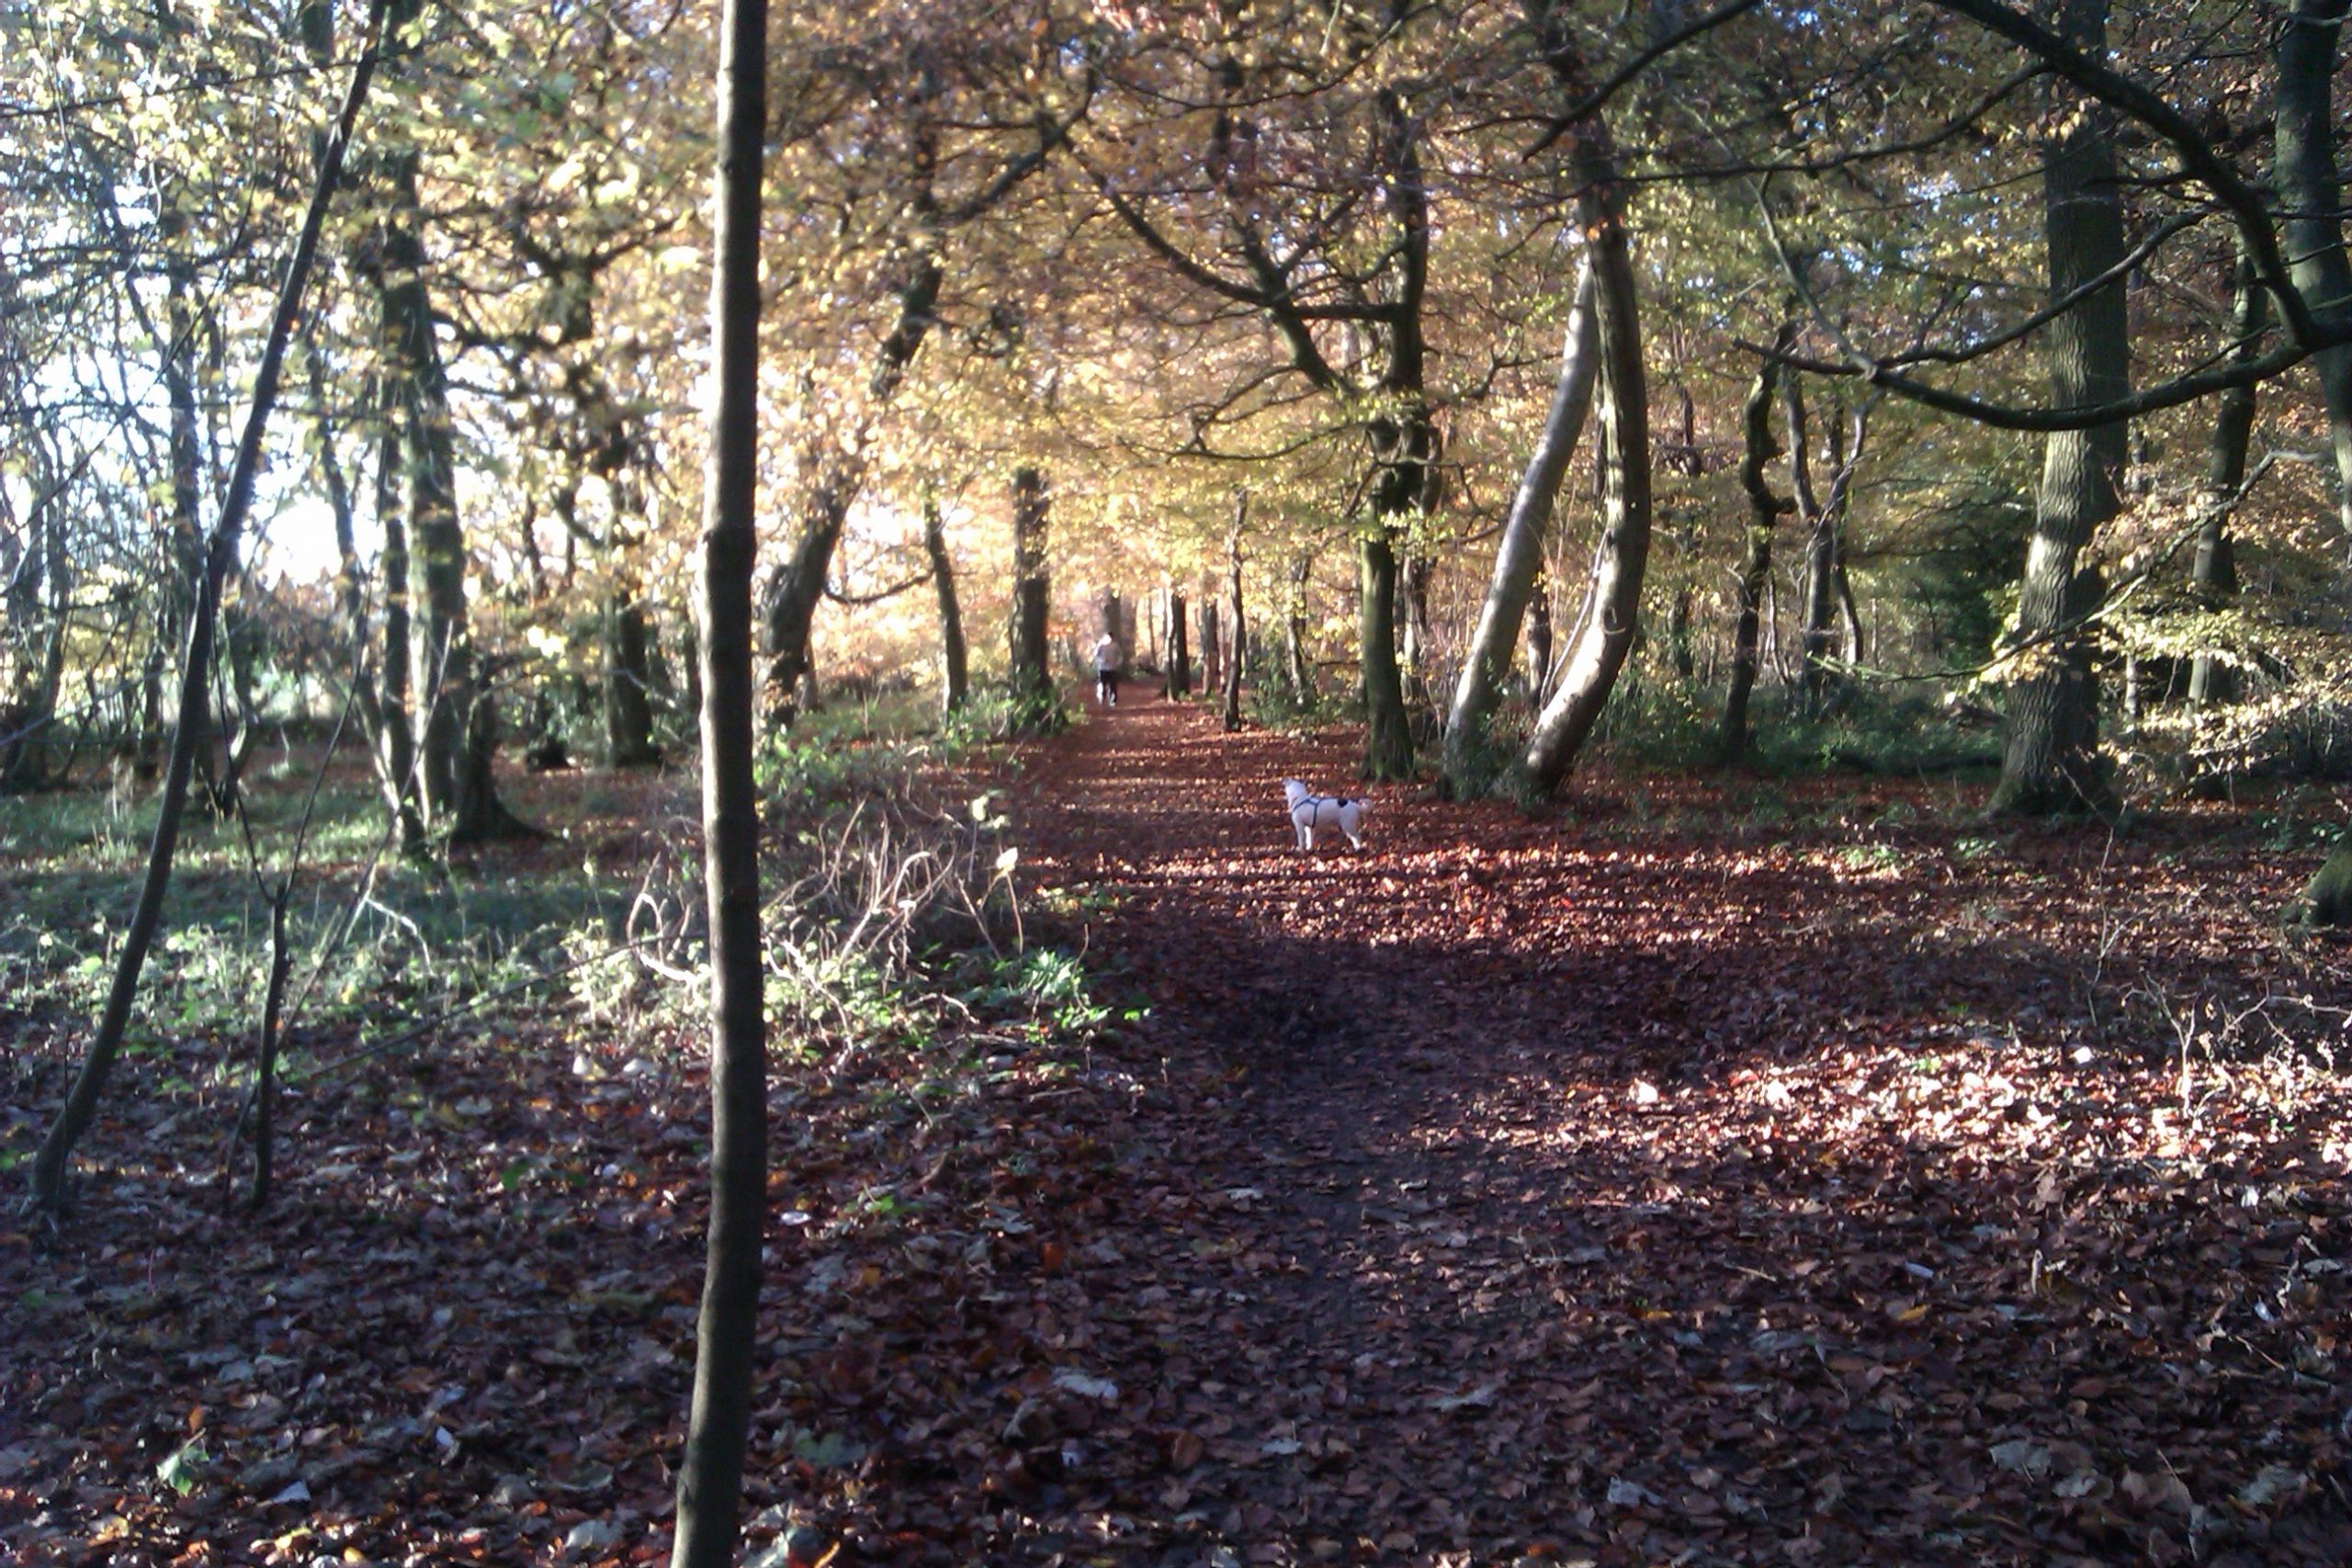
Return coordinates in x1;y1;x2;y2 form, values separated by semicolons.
669;0;769;1554
1989;0;2126;818
2190;245;2263;706
1443;258;1599;795
373;141;526;841
1222;501;1247;731
921;497;967;714
1165;590;1190;698
27;9;383;1213
1720;341;1789;767
1519;22;1652;797
1005;466;1055;728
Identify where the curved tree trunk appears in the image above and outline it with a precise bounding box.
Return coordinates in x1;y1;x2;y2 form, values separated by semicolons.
1442;257;1599;795
1989;0;2125;818
1518;45;1651;798
763;254;944;728
1719;339;1789;767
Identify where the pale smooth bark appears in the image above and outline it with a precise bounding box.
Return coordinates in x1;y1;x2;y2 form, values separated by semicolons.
1442;257;1598;795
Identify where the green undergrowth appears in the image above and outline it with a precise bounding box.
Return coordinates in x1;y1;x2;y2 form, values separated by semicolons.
1;691;1114;1107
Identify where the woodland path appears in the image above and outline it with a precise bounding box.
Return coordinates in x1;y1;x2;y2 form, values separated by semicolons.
993;689;2352;1567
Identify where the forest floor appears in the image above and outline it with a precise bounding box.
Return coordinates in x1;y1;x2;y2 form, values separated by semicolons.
8;690;2352;1566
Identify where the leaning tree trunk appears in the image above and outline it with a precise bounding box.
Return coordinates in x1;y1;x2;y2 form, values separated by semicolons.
1443;257;1599;796
921;497;967;714
27;9;383;1214
763;254;944;727
1005;466;1056;729
1165;591;1190;698
1719;340;1790;768
1989;0;2126;818
1222;502;1246;731
2190;245;2263;707
1518;39;1652;798
668;0;769;1554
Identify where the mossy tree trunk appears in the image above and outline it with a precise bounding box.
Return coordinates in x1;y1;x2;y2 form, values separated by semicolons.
1719;337;1789;768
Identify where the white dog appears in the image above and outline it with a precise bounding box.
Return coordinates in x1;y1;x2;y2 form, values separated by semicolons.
1283;779;1365;852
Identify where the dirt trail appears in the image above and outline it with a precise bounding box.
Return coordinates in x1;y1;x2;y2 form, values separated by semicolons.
1000;690;2352;1567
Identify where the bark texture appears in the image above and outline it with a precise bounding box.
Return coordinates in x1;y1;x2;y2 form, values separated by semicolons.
1442;258;1599;795
1990;0;2126;818
668;0;770;1551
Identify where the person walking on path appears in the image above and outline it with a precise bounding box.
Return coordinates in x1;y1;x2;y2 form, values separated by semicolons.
1091;632;1121;708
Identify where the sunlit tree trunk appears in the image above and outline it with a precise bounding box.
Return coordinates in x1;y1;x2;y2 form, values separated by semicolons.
1443;257;1598;795
1989;0;2125;818
1520;9;1652;797
668;0;768;1552
1286;554;1314;704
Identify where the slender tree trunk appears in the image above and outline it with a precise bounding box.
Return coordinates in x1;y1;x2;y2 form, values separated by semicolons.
921;497;967;714
1989;0;2126;818
27;9;384;1213
1223;501;1246;731
1518;34;1652;797
1720;341;1789;767
1165;591;1190;698
1006;466;1055;728
669;0;769;1554
2190;246;2262;707
1443;258;1599;795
